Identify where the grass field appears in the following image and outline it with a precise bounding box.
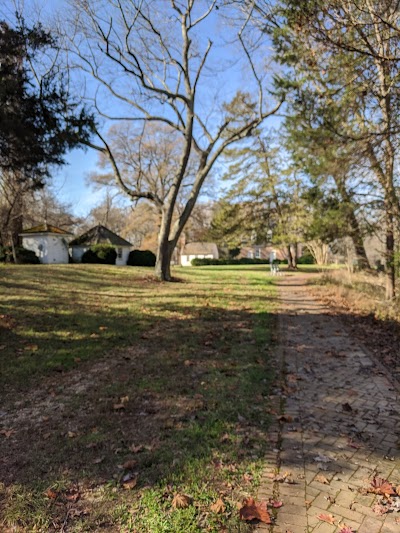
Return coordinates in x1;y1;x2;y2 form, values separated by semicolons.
0;264;278;532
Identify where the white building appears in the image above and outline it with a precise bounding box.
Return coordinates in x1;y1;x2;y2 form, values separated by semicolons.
19;224;72;264
180;242;219;266
69;225;132;266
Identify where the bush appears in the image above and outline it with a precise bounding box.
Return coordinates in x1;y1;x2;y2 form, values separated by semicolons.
82;245;117;265
127;249;156;267
0;246;40;264
297;253;315;265
16;247;40;264
191;257;270;266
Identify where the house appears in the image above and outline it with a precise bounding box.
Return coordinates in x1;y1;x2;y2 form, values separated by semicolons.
69;225;132;266
19;224;72;264
180;242;219;266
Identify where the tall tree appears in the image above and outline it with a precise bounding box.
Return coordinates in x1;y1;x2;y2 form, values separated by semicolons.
66;0;283;280
271;0;400;298
0;19;94;246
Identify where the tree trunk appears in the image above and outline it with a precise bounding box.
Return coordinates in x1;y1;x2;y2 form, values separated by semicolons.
385;211;395;300
155;239;172;281
335;176;370;269
291;243;298;269
155;210;173;281
287;245;294;269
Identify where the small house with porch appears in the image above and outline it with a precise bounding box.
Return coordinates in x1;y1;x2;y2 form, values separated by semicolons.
69;225;132;266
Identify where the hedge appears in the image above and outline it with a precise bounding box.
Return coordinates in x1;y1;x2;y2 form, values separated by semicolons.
192;257;268;266
82;245;117;265
127;249;156;267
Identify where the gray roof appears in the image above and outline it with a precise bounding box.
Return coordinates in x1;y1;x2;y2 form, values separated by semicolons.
181;242;218;256
69;225;132;247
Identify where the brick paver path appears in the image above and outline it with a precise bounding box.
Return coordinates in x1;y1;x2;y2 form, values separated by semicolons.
256;274;400;533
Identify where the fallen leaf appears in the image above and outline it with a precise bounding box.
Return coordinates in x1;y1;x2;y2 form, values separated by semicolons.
172;493;192;509
313;454;331;463
65;490;80;502
315;474;330;484
277;415;293;423
122;477;137;490
372;503;388;515
210;498;226;514
239;498;272;524
369;477;396;497
129;444;144;453
99;326;108;331
92;457;105;464
317;513;335;524
113;403;125;410
268;499;283;508
24;344;38;352
67;431;77;438
0;429;16;438
347;439;362;449
339;527;355;533
44;488;58;500
123;459;137;470
342;402;353;412
396;485;400;496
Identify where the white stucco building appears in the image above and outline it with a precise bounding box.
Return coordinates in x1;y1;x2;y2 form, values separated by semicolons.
69;225;132;266
180;242;219;266
19;224;72;264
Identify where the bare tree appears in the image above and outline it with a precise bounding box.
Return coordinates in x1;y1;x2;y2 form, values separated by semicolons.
64;0;282;280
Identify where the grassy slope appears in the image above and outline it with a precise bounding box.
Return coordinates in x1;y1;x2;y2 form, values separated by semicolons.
0;264;278;532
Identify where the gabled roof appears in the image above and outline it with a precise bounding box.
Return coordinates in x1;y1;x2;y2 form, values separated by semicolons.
181;242;218;256
20;224;72;235
69;225;132;247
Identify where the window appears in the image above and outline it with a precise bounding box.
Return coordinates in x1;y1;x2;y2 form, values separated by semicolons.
247;250;254;259
255;248;261;259
117;248;122;259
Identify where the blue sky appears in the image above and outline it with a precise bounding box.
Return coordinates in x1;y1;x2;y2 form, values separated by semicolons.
3;0;283;217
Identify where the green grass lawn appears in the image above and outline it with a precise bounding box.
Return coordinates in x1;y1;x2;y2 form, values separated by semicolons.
0;264;278;532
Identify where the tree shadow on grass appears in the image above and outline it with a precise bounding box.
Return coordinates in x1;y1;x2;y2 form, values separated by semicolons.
0;301;278;532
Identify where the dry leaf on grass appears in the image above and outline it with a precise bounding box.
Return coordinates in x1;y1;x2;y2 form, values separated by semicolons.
239;498;272;524
0;429;16;438
210;498;226;514
44;488;58;500
65;490;80;503
122;459;137;470
317;513;335;524
172;493;192;509
121;475;137;490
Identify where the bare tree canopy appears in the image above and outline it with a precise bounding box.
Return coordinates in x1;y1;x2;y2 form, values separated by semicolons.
63;0;283;279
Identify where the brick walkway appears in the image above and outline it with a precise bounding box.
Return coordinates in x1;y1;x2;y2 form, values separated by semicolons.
256;274;400;533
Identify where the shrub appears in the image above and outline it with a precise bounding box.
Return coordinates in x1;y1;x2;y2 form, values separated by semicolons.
297;253;315;265
0;246;40;264
127;249;156;267
16;247;40;264
82;245;117;265
191;257;270;266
